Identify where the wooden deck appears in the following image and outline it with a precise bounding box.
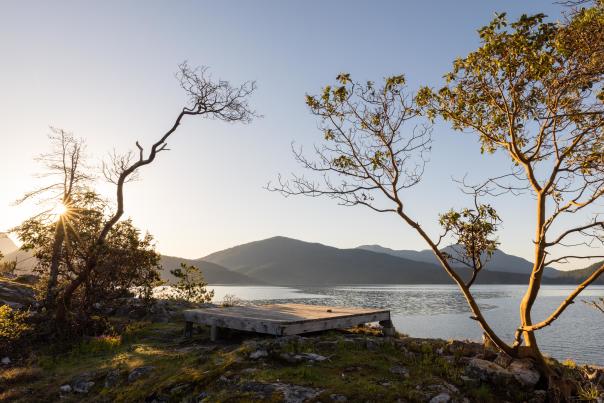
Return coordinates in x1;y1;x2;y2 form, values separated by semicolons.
183;303;394;340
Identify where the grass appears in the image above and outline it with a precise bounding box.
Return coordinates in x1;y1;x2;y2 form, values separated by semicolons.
0;321;566;402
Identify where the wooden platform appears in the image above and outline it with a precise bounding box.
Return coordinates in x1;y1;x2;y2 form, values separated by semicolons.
183;303;394;340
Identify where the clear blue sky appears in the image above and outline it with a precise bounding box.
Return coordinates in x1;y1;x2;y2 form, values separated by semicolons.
4;1;588;268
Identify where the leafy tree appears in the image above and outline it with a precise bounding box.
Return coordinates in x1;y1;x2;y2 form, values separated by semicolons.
273;1;603;382
169;263;214;304
418;3;604;365
15;191;162;319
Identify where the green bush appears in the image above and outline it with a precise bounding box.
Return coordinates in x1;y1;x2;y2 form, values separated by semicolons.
0;305;31;355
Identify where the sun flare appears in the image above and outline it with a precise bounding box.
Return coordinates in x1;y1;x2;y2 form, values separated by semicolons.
50;202;68;217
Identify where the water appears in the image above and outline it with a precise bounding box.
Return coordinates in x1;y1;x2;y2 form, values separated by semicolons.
207;284;604;365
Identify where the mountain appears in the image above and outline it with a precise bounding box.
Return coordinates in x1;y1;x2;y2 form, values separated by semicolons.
0;249;261;285
0;233;18;256
357;244;562;278
159;255;264;285
200;236;533;285
550;260;604;285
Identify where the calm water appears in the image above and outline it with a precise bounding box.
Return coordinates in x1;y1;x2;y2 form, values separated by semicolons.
208;284;604;365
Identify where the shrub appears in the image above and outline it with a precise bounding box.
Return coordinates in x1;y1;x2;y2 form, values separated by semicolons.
0;305;31;355
169;263;214;304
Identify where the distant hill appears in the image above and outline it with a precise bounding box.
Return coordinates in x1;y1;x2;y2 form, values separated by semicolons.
0;249;262;285
2;234;599;286
200;236;536;285
159;255;264;285
549;260;604;285
0;233;18;256
357;244;562;278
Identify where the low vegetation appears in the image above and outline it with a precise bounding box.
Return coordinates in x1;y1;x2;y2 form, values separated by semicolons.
1;318;601;402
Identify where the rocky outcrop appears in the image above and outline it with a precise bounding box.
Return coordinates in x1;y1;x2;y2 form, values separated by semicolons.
466;357;540;389
0;279;35;309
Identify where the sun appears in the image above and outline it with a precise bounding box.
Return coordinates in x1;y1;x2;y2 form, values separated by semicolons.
50;202;68;218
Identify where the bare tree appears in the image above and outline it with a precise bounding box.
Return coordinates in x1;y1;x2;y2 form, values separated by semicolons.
14;129;92;306
55;62;258;321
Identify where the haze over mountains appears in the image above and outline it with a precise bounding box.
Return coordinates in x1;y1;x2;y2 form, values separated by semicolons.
2;234;602;286
357;244;560;278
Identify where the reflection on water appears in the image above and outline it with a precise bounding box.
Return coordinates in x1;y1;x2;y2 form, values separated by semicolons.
208;284;604;365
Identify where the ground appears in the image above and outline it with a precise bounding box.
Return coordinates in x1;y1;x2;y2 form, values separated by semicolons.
2;317;585;403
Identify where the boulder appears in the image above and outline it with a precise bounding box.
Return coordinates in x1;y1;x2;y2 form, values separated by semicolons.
494;352;513;368
466;358;514;386
0;280;35;309
429;393;451;403
59;384;72;394
249;349;269;360
508;359;540;388
389;365;410;378
128;366;155;383
72;380;94;393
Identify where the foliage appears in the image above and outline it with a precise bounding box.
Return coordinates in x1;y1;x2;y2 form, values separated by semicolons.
416;3;604;359
169;263;214;304
0;305;31;354
274;1;604;368
13;191;162;322
221;293;242;307
439;204;501;286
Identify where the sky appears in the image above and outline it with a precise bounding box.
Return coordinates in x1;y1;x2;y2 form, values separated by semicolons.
2;0;597;269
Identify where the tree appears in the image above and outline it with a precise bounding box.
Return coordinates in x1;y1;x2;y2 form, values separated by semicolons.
169;263;214;304
271;73;514;357
272;1;603;379
417;4;604;364
14;129;91;306
55;62;258;321
15;191;162;319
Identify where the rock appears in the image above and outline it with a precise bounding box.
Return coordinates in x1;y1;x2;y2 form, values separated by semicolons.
466;358;514;386
249;349;269;360
429;393;451;403
330;394;348;402
389;365;410;378
494;352;513;368
1;357;10;365
447;340;483;357
299;353;327;362
59;384;72;393
72;380;94;393
0;280;35;308
240;382;322;403
508;359;540;388
128;366;155;383
197;391;209;401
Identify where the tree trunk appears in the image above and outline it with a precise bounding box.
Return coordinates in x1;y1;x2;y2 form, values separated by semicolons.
519;193;547;360
45;218;65;307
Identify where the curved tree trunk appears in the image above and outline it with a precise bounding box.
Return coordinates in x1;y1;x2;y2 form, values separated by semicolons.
519;193;547;360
